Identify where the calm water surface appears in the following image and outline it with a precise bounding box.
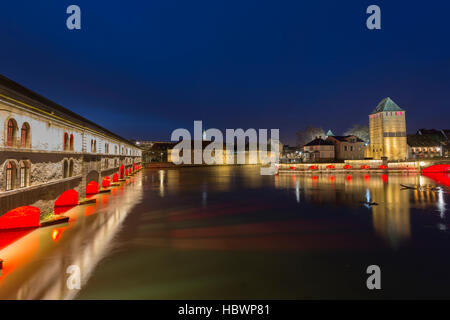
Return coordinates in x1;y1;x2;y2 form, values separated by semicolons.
1;166;450;299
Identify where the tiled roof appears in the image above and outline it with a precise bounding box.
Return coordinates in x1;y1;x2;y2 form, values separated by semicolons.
407;134;441;147
329;135;364;143
372;97;404;114
304;138;334;146
0;74;138;147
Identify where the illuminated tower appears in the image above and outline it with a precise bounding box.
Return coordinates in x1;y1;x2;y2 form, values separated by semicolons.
368;97;407;160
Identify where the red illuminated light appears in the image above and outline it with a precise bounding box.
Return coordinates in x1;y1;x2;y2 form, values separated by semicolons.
422;164;450;174
86;181;99;195
54;189;79;207
102;176;111;188
0;206;41;230
120;165;125;179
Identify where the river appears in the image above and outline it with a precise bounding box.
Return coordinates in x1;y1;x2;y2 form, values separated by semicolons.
0;166;449;299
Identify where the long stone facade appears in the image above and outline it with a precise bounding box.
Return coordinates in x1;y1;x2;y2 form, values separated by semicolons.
0;75;142;217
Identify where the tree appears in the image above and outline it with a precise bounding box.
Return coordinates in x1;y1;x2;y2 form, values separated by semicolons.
296;125;326;147
344;124;369;142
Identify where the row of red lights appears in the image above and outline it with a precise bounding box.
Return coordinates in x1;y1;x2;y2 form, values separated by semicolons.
290;165;388;170
370;111;404;118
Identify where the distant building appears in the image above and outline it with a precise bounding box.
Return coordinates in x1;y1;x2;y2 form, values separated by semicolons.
281;145;302;163
367;97;408;161
302;137;335;162
411;128;450;158
327;135;365;160
168;140;281;165
134;141;176;163
407;134;442;159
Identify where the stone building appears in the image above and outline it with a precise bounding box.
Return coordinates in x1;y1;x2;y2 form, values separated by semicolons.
0;75;142;217
302;137;335;162
415;128;450;158
407;134;443;159
326;135;365;160
367;97;408;161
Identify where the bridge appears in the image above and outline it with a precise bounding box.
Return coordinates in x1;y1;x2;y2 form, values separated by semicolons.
0;75;142;224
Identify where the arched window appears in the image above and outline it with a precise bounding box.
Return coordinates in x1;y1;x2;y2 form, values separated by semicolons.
63;133;69;151
104;158;108;169
69;160;74;177
5;161;16;191
94;141;97;153
20;161;30;187
21;123;30;148
7;119;17;147
63;160;69;178
70;134;74;151
91;140;93;152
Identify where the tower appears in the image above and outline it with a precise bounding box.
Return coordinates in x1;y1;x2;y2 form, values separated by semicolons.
368;97;407;161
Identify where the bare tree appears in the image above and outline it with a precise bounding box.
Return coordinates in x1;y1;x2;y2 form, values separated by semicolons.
344;124;369;142
296;125;326;147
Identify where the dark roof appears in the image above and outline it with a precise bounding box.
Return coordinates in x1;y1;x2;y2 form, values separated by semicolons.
372;97;404;114
442;130;450;140
328;135;364;143
407;134;441;147
416;128;447;142
304;138;334;146
0;74;138;147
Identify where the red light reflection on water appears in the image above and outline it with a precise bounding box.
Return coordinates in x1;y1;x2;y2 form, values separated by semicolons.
423;172;450;187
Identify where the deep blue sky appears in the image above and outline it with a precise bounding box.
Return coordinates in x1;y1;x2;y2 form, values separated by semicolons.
1;1;449;145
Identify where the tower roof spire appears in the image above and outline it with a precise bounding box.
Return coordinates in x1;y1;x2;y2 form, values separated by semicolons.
372;97;404;114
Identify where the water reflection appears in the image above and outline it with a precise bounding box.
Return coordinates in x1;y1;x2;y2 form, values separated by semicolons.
276;172;447;248
0;173;143;299
1;167;449;299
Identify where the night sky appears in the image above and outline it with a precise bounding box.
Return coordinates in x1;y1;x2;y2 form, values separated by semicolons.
1;1;449;145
